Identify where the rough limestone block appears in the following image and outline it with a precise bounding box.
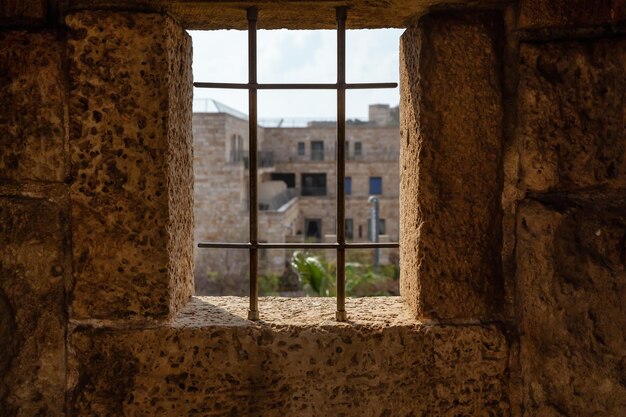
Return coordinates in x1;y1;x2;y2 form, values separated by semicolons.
0;184;69;417
67;11;193;321
518;40;626;193
516;200;626;416
68;297;509;417
0;31;68;182
399;12;503;320
0;0;47;24
518;0;626;29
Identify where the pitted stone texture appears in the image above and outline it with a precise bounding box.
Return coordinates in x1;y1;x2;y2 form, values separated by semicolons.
400;13;503;320
518;40;626;193
0;31;68;182
518;0;626;29
516;201;626;417
0;184;69;417
66;0;513;30
69;297;509;417
67;11;193;321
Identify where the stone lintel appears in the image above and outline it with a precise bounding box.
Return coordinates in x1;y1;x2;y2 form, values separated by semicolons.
0;0;48;25
63;0;514;30
67;11;193;322
518;0;626;30
400;11;504;321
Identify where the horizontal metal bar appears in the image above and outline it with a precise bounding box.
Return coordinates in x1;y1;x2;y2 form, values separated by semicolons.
198;242;400;249
345;83;398;90
193;82;398;90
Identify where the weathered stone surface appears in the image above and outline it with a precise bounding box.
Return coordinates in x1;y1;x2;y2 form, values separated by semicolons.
518;0;626;29
0;0;47;24
516;200;626;417
400;12;504;320
67;11;193;321
68;297;509;417
0;183;69;417
518;39;626;193
65;0;513;30
0;31;68;182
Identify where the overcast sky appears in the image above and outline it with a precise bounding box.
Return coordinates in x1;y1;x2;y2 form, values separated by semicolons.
190;29;403;121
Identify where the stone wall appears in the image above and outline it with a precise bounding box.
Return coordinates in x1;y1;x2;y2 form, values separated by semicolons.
505;28;626;417
1;1;625;416
193;113;249;284
263;125;399;164
0;29;69;417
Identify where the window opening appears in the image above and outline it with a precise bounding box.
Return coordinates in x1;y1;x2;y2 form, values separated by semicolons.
195;7;399;321
271;172;296;188
297;142;305;156
369;176;383;195
305;218;323;241
345;218;354;240
354;141;362;157
301;173;327;196
345;176;352;195
311;140;324;161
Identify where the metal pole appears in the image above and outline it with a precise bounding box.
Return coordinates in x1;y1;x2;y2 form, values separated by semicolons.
336;6;347;322
369;196;380;272
247;7;260;321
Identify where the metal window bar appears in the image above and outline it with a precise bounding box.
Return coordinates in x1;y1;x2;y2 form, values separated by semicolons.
195;6;399;322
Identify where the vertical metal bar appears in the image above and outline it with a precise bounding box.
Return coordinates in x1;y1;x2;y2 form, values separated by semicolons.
247;7;260;321
335;6;347;322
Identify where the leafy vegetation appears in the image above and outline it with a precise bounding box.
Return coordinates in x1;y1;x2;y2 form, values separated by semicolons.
199;249;400;297
286;250;399;297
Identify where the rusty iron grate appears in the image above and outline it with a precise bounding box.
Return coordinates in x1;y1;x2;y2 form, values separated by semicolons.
195;7;399;322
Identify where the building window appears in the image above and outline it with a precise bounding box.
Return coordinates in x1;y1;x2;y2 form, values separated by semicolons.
345;218;354;240
369;176;382;195
305;218;322;241
195;6;398;321
368;218;386;240
297;141;305;156
230;134;244;162
271;172;296;188
345;176;352;195
301;173;327;196
311;141;324;161
354;141;362;157
346;141;350;160
358;225;363;239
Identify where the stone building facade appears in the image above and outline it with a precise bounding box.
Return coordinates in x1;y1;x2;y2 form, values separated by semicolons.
194;103;400;281
1;1;626;416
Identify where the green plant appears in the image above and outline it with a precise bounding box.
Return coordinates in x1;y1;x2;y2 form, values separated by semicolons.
290;251;335;296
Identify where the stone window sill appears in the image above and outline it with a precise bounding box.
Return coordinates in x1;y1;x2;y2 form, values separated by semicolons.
173;296;419;329
69;295;509;416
